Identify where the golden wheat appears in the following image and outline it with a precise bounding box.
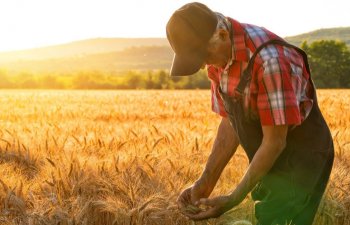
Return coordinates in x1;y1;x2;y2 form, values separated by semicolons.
0;89;349;225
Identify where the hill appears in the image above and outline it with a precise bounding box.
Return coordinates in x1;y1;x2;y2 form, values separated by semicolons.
2;46;174;73
0;38;169;62
285;27;350;46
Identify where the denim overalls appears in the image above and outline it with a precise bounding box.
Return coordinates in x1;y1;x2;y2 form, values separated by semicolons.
219;40;334;225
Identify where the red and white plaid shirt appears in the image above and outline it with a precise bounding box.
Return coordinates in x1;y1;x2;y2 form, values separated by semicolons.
208;18;313;126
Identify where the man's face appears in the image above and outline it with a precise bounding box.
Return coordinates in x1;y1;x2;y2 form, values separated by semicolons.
203;29;232;69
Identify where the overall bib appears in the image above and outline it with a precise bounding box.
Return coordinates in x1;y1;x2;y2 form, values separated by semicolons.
219;40;334;225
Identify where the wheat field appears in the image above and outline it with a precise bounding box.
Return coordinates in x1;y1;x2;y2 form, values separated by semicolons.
0;89;349;225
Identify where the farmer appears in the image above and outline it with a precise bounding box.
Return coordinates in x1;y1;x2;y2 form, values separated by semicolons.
166;2;334;225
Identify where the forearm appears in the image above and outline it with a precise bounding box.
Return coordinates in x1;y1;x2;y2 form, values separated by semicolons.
196;117;239;197
230;142;284;201
229;125;287;203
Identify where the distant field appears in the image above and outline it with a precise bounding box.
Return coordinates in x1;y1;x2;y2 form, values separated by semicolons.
0;90;349;225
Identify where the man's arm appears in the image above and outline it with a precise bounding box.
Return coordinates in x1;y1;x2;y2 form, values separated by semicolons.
177;117;239;211
186;124;288;220
195;117;240;198
230;125;288;202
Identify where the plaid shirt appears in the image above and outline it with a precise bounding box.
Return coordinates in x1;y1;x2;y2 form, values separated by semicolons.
208;18;313;126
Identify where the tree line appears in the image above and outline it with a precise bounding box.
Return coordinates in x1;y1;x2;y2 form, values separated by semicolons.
0;40;349;89
0;69;211;89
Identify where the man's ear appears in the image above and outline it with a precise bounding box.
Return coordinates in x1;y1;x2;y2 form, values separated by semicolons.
218;29;230;41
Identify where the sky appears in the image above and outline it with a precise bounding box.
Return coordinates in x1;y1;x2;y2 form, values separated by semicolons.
0;0;349;52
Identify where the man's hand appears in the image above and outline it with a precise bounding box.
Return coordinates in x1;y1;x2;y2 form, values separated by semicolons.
183;194;239;221
177;183;207;215
177;186;199;214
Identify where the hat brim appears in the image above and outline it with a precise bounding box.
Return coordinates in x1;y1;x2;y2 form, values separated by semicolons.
170;50;206;76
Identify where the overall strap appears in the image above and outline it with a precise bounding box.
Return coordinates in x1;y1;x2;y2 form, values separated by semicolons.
235;39;311;95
